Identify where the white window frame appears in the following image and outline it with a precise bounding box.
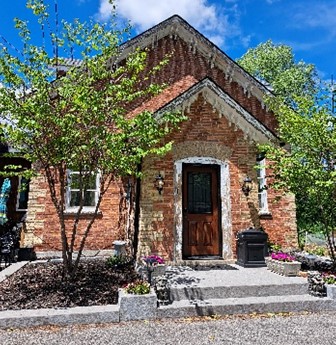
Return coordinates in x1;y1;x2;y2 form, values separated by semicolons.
65;170;100;213
16;176;30;211
257;157;269;215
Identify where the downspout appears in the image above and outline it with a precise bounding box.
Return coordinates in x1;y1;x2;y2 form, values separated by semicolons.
133;162;142;260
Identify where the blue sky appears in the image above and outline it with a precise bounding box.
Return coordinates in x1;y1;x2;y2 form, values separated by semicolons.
1;0;335;80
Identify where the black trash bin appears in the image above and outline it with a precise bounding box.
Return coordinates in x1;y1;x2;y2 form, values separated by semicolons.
236;227;268;267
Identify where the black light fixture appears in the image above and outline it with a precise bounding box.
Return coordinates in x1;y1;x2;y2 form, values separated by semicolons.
242;176;252;196
155;174;164;194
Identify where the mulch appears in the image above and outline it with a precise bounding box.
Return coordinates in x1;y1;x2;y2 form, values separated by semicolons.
0;259;140;311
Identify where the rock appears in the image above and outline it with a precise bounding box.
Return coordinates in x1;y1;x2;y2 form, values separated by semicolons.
154;276;171;306
307;271;326;297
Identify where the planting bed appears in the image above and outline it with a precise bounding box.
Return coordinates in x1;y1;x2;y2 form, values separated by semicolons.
0;259;139;311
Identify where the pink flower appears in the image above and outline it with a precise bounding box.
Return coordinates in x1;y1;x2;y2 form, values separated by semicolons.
271;252;295;262
143;255;165;266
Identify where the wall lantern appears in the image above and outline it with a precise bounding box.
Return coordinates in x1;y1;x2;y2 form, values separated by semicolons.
155;174;165;194
242;176;252;196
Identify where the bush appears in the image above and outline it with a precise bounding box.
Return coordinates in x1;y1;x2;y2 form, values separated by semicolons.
124;280;150;295
323;273;336;285
106;255;133;268
304;244;328;257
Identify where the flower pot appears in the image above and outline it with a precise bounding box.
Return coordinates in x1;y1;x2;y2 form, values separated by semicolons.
146;264;166;285
265;257;272;270
151;264;166;279
279;261;301;276
326;284;336;299
268;259;301;276
118;288;157;321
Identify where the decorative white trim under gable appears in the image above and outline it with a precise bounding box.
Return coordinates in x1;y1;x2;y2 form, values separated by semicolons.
156;78;279;145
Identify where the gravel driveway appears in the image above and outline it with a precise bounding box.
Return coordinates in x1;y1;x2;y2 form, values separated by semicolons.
1;311;335;345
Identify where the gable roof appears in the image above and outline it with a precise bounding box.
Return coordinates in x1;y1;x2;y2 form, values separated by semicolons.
120;15;273;105
57;15;273;110
155;77;279;145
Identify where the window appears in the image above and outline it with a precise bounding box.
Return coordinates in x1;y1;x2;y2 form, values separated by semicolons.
16;176;30;211
257;155;269;214
66;171;100;211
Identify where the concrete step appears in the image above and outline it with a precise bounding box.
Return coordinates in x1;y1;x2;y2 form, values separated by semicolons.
169;282;309;301
158;294;336;319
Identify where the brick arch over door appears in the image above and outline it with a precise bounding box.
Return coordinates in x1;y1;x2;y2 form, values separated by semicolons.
173;156;232;261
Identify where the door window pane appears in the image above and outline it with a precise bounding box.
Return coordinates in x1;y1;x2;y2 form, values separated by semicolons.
187;172;212;214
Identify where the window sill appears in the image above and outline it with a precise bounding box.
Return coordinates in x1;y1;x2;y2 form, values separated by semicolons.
259;211;272;219
64;208;102;218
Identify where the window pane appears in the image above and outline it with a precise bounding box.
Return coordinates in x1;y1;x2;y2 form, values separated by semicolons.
70;174;80;189
84;191;96;206
258;193;263;209
84;175;97;190
70;173;97;190
18;178;30;210
70;191;81;207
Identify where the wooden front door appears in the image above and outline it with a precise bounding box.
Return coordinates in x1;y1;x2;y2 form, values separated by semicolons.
182;164;220;258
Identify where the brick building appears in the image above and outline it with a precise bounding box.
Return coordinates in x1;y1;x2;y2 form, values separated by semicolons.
21;15;297;261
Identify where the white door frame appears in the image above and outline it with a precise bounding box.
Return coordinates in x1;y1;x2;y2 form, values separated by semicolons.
173;156;232;261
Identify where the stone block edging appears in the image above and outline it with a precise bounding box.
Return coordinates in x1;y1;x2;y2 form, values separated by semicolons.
0;305;119;329
0;288;159;329
0;261;29;283
326;285;336;299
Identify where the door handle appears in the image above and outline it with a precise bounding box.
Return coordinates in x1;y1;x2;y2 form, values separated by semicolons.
183;208;188;218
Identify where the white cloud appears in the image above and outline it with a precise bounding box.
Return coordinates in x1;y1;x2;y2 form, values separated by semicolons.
292;2;336;36
96;0;245;49
98;0;216;31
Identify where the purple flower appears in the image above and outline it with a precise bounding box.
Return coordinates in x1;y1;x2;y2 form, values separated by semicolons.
143;255;165;266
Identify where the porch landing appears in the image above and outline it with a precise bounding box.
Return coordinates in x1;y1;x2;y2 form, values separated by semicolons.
157;264;336;318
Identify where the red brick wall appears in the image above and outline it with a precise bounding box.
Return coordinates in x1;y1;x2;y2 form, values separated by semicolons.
24;174;136;252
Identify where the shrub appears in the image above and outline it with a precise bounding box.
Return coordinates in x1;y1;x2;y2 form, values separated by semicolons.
323;273;336;285
305;245;328;257
124;280;150;294
106;255;132;268
268;242;282;253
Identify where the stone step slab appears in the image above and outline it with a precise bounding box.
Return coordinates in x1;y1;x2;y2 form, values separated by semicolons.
158;294;336;319
169;282;309;301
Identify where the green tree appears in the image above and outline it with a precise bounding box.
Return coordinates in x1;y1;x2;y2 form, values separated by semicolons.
238;41;335;262
259;96;336;263
237;40;318;105
0;0;184;280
